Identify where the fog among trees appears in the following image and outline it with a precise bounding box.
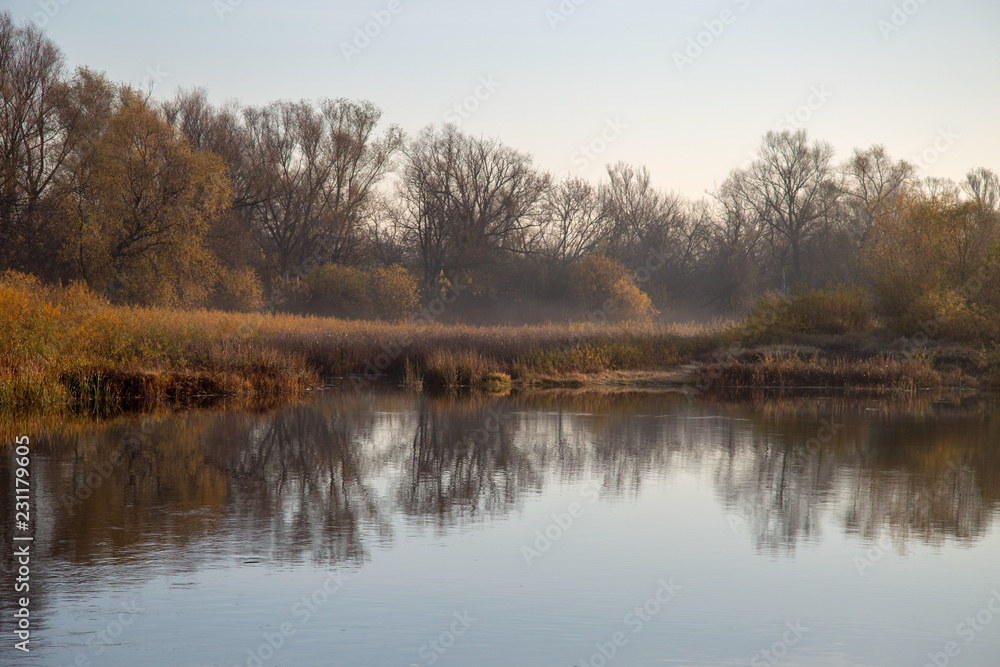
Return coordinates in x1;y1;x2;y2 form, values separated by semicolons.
3;11;999;325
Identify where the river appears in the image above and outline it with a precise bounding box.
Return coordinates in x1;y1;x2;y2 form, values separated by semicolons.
2;389;999;666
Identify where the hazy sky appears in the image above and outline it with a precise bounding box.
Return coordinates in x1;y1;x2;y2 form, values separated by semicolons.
7;0;999;198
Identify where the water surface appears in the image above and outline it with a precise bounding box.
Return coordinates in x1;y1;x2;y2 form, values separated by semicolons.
3;389;1000;666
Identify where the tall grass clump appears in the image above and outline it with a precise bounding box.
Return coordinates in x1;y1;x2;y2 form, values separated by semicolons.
700;350;941;392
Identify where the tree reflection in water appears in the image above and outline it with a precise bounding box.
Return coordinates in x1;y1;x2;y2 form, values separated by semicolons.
2;390;998;607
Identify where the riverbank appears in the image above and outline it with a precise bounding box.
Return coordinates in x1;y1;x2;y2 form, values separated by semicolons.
2;273;999;415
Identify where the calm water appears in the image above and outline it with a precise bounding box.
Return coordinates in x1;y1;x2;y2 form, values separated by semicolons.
3;389;1000;666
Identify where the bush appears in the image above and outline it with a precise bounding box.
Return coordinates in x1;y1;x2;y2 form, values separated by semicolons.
369;264;420;321
568;255;658;323
608;279;658;323
901;289;999;343
213;266;263;312
306;264;372;318
743;286;877;340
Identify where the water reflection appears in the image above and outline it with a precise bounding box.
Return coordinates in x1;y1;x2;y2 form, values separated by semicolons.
2;389;999;632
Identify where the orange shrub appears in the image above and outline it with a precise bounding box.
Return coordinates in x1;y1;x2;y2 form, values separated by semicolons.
568;255;658;323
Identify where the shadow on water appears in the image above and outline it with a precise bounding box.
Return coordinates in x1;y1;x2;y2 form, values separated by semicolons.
2;388;999;632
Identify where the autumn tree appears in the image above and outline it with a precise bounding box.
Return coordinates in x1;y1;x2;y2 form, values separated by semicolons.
369;264;420;320
567;254;657;322
57;87;231;306
862;187;1000;328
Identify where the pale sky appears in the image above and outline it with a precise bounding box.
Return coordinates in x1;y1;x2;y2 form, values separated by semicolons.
7;0;999;199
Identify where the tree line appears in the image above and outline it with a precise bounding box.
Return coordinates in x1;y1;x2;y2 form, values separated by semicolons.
3;11;999;324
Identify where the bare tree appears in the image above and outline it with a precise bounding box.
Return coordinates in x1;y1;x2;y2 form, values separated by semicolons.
538;176;609;265
397;125;549;288
921;176;961;200
235;99;403;277
840;144;915;251
601;163;683;259
162;88;272;212
707;173;767;309
597;162;706;305
724;130;838;290
963;167;1000;212
0;11;72;271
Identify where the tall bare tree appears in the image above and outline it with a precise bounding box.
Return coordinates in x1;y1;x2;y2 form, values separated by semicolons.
0;11;73;271
249;99;403;277
840;144;914;251
538;176;609;266
162;88;271;212
707;174;767;309
174;98;403;280
722;130;838;290
398;125;549;289
963;167;1000;212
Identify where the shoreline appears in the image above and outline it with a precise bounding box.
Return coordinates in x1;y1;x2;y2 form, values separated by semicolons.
7;338;1000;417
6;338;999;418
4;276;999;417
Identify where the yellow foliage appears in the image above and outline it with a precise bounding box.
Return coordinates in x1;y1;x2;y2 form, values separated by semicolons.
862;189;1000;329
568;255;658;323
305;264;372;318
369;264;420;321
902;289;998;343
213;266;263;312
58;88;231;308
744;286;876;338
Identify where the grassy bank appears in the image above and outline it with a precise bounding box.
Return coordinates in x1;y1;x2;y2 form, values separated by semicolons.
1;273;318;413
0;271;724;412
2;272;999;415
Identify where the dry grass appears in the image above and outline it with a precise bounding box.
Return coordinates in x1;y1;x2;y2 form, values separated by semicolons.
0;272;316;412
698;350;944;392
0;271;728;411
2;272;995;414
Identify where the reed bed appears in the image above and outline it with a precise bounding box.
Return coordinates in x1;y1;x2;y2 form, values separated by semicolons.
2;271;995;415
698;351;944;392
0;271;725;411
